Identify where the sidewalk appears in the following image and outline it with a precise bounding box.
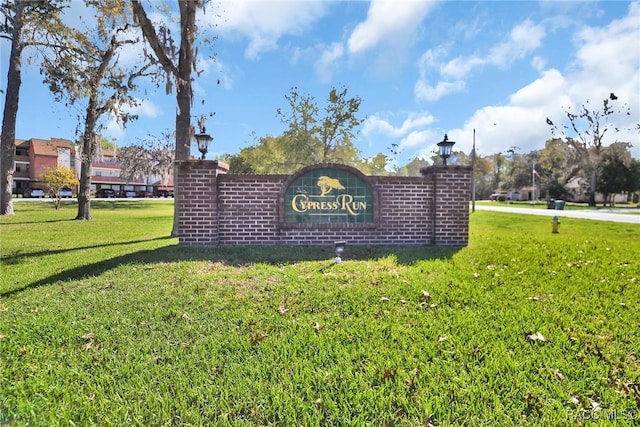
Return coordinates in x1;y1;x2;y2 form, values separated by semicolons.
473;205;640;224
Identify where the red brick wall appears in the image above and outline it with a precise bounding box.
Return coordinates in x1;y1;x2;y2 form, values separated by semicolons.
177;161;470;247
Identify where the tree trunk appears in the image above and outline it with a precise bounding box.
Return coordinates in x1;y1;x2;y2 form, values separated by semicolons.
588;168;597;207
76;104;99;220
171;0;197;237
0;2;25;216
132;0;199;237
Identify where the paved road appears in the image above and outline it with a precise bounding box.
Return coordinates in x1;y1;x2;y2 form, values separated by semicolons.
474;205;640;224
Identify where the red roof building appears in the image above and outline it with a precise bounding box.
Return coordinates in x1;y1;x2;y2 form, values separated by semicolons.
10;137;173;197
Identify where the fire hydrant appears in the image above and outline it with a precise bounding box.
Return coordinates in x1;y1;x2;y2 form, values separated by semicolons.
552;215;560;233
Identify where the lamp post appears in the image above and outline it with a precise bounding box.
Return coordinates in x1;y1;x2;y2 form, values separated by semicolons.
194;116;213;160
334;240;346;263
472;129;476;212
437;134;456;166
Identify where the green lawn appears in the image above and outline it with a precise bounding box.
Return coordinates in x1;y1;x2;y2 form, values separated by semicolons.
1;201;639;426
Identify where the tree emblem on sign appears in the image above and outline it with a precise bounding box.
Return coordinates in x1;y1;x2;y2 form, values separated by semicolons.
317;176;345;196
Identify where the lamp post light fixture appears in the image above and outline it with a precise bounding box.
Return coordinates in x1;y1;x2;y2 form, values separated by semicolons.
194;116;213;160
437;134;456;166
334;240;346;263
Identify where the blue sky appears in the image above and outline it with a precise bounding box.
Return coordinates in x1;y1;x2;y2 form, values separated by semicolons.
2;0;639;165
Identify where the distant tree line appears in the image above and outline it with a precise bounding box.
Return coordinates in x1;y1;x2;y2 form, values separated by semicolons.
216;89;639;206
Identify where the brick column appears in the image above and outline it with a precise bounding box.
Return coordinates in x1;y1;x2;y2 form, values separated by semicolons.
176;160;228;246
421;165;471;246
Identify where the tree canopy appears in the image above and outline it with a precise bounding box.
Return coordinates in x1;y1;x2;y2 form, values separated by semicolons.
227;86;365;174
40;166;78;210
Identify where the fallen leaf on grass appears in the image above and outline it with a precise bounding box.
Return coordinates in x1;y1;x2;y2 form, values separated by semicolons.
314;322;323;333
182;312;192;321
376;367;397;381
380;297;390;302
612;378;633;396
313;398;323;410
250;333;268;344
551;368;565;380
526;332;547;343
419;302;437;309
84;341;100;351
420;290;431;301
278;304;288;315
423;414;438;427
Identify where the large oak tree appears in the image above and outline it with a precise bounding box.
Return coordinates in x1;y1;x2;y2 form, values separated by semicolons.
41;0;156;220
0;0;68;215
131;0;203;235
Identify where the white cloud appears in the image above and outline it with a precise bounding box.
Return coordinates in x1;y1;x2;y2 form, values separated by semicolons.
398;129;440;156
484;21;543;72
362;112;439;161
531;56;546;71
414;79;465;102
415;19;546;102
363;112;436;139
443;19;546;79
414;46;467;101
440;56;484;80
347;0;436;55
569;1;640;97
214;0;329;59
509;69;566;107
433;67;573;157
314;42;345;83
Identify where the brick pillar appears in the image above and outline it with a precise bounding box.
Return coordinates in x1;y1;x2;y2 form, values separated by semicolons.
176;160;228;246
421;165;471;246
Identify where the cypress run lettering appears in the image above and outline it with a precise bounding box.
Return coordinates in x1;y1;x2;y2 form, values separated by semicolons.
292;193;366;216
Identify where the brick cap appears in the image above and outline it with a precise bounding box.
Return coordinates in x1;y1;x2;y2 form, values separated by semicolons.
176;159;229;173
420;165;472;176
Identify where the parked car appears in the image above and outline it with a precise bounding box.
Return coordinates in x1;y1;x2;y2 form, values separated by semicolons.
155;189;174;198
24;188;45;198
122;190;137;198
137;191;154;198
60;187;73;198
95;188;116;198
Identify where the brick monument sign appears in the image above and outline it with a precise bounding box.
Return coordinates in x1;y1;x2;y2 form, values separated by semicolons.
176;161;471;247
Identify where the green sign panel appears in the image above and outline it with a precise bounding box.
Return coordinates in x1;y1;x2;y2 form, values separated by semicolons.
284;167;374;224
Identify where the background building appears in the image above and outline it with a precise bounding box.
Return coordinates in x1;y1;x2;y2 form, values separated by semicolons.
11;137;172;197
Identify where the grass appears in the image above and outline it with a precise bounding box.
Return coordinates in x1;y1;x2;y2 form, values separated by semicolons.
1;201;639;426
